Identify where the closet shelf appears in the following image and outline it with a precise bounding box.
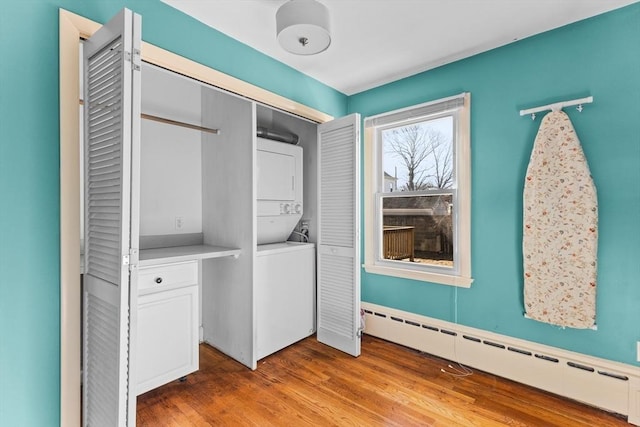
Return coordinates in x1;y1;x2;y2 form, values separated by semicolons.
139;244;240;266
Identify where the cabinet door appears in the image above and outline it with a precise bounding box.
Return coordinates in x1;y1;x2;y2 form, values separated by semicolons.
82;8;142;426
316;114;361;357
136;285;199;395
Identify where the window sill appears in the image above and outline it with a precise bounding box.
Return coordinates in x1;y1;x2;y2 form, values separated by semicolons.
362;263;473;288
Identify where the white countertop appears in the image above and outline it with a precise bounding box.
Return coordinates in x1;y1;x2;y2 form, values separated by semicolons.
139;244;241;266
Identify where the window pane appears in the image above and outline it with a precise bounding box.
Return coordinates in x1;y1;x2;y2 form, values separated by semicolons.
381;116;453;192
382;194;453;268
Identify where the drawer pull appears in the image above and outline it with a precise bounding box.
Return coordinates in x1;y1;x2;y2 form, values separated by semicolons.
154;277;163;284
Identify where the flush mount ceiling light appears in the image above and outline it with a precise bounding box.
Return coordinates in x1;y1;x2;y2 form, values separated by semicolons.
276;0;331;55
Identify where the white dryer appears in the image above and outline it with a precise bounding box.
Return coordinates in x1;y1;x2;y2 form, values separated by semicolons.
256;137;303;245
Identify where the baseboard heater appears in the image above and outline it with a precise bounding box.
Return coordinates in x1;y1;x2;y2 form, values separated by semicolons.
362;302;640;425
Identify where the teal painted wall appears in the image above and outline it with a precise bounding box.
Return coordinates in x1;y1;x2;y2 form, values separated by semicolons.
1;0;638;425
0;1;345;425
349;4;640;366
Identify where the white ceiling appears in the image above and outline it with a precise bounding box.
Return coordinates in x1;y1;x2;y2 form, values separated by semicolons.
161;0;637;95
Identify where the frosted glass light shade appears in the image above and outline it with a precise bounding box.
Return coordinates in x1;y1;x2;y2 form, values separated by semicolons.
276;0;331;55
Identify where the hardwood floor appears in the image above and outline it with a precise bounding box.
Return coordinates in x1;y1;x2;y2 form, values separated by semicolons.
137;335;628;426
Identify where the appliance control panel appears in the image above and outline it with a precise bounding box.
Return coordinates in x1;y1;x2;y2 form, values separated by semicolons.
280;202;302;215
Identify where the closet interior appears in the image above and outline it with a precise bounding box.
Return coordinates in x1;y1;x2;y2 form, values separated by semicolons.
76;9;359;425
84;61;320;396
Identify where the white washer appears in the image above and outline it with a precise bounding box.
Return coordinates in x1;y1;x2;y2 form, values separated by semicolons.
255;242;315;360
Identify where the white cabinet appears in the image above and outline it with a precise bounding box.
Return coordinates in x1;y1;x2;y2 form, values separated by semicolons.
136;261;199;395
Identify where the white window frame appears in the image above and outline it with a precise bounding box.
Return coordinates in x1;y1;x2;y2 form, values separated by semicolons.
363;93;473;287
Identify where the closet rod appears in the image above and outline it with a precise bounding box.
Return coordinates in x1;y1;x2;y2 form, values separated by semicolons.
519;96;593;117
78;100;220;134
140;113;219;135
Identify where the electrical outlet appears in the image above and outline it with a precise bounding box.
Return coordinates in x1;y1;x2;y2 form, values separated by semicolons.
175;216;184;230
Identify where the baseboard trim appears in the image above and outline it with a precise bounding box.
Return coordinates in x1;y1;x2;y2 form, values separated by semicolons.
362;302;640;425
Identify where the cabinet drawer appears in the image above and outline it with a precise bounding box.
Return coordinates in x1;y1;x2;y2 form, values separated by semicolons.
138;261;198;294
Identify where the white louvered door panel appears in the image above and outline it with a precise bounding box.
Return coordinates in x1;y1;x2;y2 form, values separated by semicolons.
317;114;361;357
82;8;142;427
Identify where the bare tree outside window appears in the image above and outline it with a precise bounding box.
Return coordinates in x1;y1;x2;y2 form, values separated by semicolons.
380;117;455;267
382;118;453;191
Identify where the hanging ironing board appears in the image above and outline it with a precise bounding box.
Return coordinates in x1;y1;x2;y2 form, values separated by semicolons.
523;110;598;329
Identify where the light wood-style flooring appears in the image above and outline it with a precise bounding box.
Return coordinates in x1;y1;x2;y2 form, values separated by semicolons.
137;335;628;426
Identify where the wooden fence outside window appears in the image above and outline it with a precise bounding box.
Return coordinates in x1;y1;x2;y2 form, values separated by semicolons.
383;226;415;262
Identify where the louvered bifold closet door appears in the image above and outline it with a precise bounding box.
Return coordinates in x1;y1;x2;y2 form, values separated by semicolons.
317;114;361;357
82;8;142;427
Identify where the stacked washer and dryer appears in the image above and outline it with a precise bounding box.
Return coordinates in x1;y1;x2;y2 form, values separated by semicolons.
254;136;315;360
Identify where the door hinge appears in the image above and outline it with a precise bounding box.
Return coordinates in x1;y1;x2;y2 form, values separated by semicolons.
357;308;365;338
123;248;139;271
132;48;141;71
128;248;139;272
124;49;141;71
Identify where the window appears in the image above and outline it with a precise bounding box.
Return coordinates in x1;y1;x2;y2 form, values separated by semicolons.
364;93;472;287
